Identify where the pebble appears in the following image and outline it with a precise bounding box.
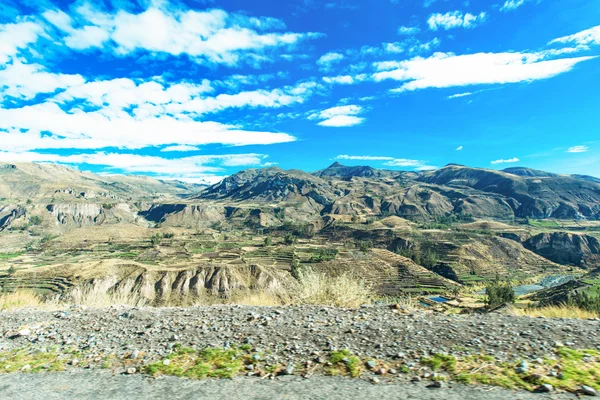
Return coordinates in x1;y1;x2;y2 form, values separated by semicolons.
580;386;598;396
533;384;553;393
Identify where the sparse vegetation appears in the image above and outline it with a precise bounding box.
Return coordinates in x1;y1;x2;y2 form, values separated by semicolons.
485;279;516;308
145;345;247;379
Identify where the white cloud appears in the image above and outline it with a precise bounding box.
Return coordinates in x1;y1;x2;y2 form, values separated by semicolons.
491;157;520;164
0;102;297;152
336;155;394;161
384;158;423;167
316;52;345;71
448;92;473;99
41;5;319;66
500;0;526;12
318;115;364;127
322;74;367;85
309;105;365;127
0;60;85;100
550;25;600;47
398;26;420;36
567;145;589;153
161;145;201;152
0;150;267;182
0;21;45;64
456;146;463;151
335;154;435;170
373;51;595;92
427;11;487;31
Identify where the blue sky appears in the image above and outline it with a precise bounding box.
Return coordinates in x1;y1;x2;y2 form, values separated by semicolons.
0;0;598;183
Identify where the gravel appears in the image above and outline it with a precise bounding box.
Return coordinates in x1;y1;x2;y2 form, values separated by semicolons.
1;304;599;397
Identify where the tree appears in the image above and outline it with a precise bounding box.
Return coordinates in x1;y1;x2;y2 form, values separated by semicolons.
485;279;515;308
264;236;272;247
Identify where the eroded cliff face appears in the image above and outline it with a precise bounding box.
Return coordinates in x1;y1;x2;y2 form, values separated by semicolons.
0;205;26;230
64;263;289;303
523;232;600;268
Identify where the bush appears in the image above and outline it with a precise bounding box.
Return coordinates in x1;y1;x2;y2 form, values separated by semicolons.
485;279;515;308
356;240;373;253
150;233;162;246
284;233;297;245
163;232;175;239
29;215;42;226
422;249;438;269
263;236;272;247
566;291;600;313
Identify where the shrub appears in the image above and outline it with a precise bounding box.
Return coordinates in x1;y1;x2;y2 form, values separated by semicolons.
263;236;272;247
163;232;175;239
356;240;373;253
284;233;297;245
566;291;600;313
29;215;42;225
485;279;515;308
294;268;372;308
150;233;162;246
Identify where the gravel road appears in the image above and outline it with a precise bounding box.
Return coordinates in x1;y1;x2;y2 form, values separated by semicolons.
0;372;578;400
1;305;599;398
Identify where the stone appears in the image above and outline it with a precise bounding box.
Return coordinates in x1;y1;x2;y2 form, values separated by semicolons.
126;367;136;374
580;386;598;396
17;329;31;337
426;381;443;389
533;384;553;393
365;360;377;370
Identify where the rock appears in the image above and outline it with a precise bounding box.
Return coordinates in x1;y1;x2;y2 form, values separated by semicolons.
411;376;421;383
365;360;377;370
17;329;31;337
370;377;380;384
162;359;171;366
533;384;553;393
426;381;443;389
580;386;599;396
21;364;31;371
125;367;136;374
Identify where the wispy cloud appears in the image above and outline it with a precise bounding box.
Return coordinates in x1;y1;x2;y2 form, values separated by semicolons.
567;145;589;153
427;11;487;31
0;151;268;183
40;5;320;66
550;25;600;47
456;146;463;151
448;92;473;99
491;157;520;164
309;105;365;127
336;155;393;161
335;155;435;170
500;0;527;12
373;52;595;92
316;52;345;72
161;145;202;152
397;26;420;36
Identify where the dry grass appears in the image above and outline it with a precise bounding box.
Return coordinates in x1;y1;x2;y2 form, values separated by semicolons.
228;289;288;306
293;268;372;308
67;285;148;308
510;305;600;319
0;290;43;310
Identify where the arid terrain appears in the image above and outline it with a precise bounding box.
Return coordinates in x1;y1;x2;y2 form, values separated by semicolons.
1;161;600;398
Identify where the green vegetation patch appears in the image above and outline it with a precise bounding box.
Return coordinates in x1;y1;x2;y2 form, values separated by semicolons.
426;348;600;392
0;252;24;260
145;345;249;379
325;349;362;377
0;348;72;373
